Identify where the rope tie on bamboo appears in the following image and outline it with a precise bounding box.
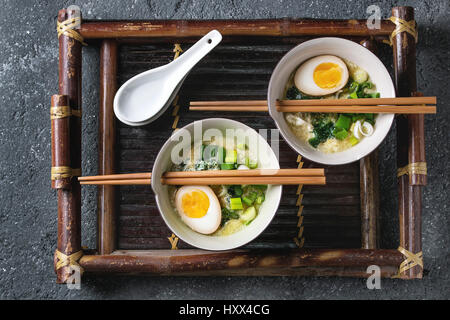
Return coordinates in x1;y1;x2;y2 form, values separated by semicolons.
383;16;418;46
57;17;87;46
51;166;82;180
50;106;81;119
55;249;84;275
397;162;427;177
394;246;423;277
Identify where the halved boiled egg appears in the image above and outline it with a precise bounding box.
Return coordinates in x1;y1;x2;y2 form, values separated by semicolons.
175;186;221;234
294;55;349;96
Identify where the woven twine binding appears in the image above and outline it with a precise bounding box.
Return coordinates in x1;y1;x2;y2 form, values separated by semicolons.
51;166;81;180
167;43;184;250
50;106;81;120
393;246;423;278
397;162;427;177
384;16;418;46
55;249;84;275
51;103;82;181
57;16;87;45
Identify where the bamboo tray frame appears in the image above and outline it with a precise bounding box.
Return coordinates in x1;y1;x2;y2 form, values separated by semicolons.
52;6;426;283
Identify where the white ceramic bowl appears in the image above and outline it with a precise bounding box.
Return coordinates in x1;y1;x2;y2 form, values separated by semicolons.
268;37;396;165
151;118;282;251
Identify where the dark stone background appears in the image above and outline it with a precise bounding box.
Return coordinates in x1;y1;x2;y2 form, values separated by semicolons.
0;0;448;299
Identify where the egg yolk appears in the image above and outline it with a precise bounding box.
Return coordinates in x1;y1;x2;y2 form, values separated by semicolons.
181;190;210;218
313;62;342;89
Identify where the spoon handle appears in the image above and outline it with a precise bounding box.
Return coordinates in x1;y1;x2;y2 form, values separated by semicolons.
170;30;222;75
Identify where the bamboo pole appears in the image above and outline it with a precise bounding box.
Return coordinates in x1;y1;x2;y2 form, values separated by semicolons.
79;248;403;277
55;8;83;284
359;38;380;250
392;6;423;279
79;19;395;40
97;39;118;255
51;95;71;190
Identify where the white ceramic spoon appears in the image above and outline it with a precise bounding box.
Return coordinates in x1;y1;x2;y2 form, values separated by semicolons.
114;30;222;126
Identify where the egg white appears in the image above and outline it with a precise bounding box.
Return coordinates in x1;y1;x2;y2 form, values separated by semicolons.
175;185;221;234
294;55;349;96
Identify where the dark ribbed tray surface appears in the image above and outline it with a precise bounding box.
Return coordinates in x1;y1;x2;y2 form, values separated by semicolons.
116;39;361;250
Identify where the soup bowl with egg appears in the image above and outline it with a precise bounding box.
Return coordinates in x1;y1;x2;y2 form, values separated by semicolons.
268;37;396;165
151;118;282;251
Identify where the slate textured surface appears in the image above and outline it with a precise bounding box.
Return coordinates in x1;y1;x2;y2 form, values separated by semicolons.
0;0;448;299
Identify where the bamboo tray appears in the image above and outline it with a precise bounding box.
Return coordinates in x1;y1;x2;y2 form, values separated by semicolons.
52;6;426;283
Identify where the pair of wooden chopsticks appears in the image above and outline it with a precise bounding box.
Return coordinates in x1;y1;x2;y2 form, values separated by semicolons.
189;96;437;114
78;168;326;185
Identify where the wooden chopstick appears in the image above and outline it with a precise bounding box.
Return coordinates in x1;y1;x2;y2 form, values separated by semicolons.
191;100;267;106
83;179;151;185
165;168;324;177
78;168;326;186
190;96;436;106
162;176;325;185
190;106;268;112
190;104;436;114
78;168;324;182
80;176;326;186
276;105;436;114
189;96;437;114
78;172;152;181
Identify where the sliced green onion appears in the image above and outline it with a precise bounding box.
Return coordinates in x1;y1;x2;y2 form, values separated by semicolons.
242;192;257;206
256;194;265;204
240;206;257;224
360;121;374;137
242;196;254;206
349;91;358;99
333;128;348;140
335;115;351;130
220;163;235;170
248;160;258;169
349;135;359;146
230;197;243;210
349;81;359;92
229;185;243;197
225;149;237;164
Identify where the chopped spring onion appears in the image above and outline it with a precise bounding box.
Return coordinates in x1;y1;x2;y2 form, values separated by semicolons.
225;149;237;164
255;194;265;205
240;206;257;224
230;197;243;210
229;185;243;197
352;120;362;139
349;91;359;99
352;120;374;139
360;121;374;137
348;135;359;146
248;160;258;169
333;127;348;140
242;192;257;206
242;196;254;206
220;163;235;170
335;115;351;130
